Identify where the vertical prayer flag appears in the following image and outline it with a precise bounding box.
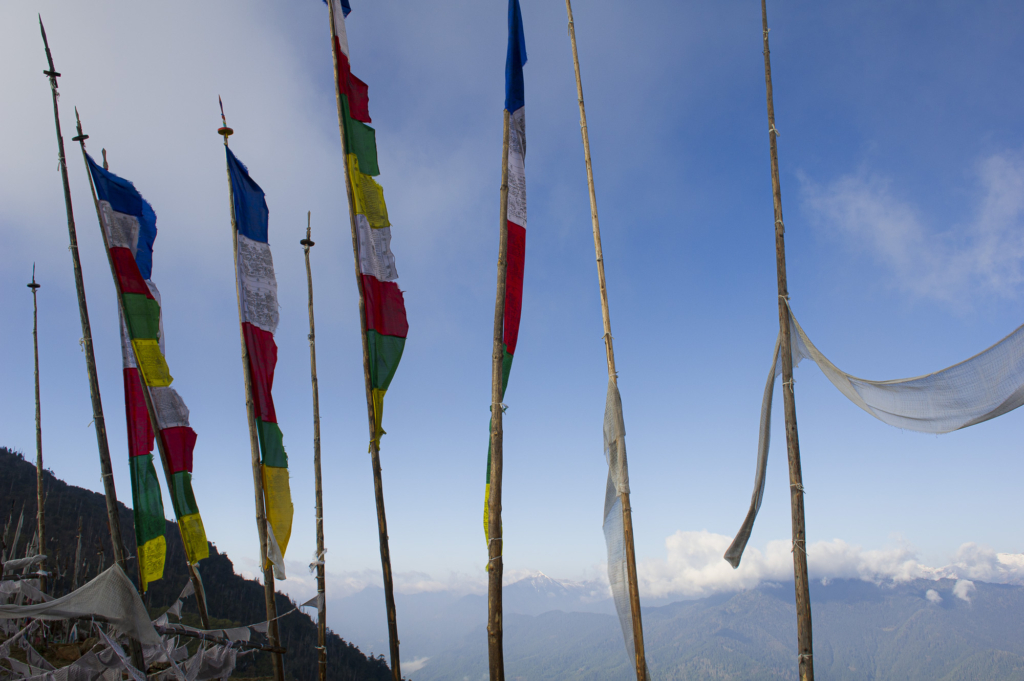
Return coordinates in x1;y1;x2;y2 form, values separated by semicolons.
331;0;409;446
226;147;294;579
86;155;209;587
485;0;528;540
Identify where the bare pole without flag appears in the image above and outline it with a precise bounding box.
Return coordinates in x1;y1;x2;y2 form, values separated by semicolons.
219;102;285;681
28;265;46;594
301;213;328;681
39;16;129;579
563;2;648;677
41;18;147;673
759;2;814;678
324;4;402;678
76;123;212;628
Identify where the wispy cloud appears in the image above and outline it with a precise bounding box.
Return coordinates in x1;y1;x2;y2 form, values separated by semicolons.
801;149;1024;302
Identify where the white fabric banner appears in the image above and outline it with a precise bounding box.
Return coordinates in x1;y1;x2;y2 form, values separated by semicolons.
356;215;399;282
507;107;527;228
727;306;1024;567
236;234;280;334
0;565;160;645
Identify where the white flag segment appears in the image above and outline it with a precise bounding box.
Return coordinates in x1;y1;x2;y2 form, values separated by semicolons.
99;200;140;255
507;107;526;228
120;314;136;370
151;387;190;429
356;215;399;282
330;0;349;56
236;233;280;334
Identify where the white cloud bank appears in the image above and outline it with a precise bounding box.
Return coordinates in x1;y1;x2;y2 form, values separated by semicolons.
637;530;1024;600
245;532;1024;606
801;149;1024;302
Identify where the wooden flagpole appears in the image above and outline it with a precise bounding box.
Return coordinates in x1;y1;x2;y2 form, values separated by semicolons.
759;2;814;678
563;3;648;677
487;109;512;681
41;19;148;672
218;107;285;681
324;4;402;678
75;126;211;628
301;213;328;681
39;16;129;581
28;265;46;595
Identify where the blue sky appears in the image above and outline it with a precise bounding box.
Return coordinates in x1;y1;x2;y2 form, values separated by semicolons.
3;0;1024;611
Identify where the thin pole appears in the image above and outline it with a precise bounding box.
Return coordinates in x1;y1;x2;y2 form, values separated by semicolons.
301;214;328;681
41;20;147;672
28;266;46;595
760;2;814;679
564;3;647;677
72;516;83;591
76;129;211;629
324;5;401;678
487;110;511;681
218;111;285;681
39;15;128;578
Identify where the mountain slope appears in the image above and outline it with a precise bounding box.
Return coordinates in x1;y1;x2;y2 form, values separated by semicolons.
0;446;395;680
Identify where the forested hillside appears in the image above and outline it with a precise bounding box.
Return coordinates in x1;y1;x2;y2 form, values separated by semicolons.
0;446;399;680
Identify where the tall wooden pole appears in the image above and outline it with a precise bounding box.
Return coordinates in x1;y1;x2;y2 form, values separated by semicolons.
486;110;511;681
301;214;328;681
76;128;211;629
41;19;147;673
563;3;648;677
28;266;46;595
760;2;814;678
324;4;402;678
218;110;285;681
39;16;128;578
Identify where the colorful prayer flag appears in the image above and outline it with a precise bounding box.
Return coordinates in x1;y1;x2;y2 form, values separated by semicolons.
226;147;294;579
86;155;209;587
331;0;409;447
485;0;528;540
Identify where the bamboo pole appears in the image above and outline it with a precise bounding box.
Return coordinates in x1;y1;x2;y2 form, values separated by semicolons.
76;130;211;628
324;4;402;678
486;109;511;681
563;3;648;677
72;516;83;591
39;16;128;577
41;20;147;672
759;2;814;678
218;110;285;681
29;266;46;595
301;213;328;681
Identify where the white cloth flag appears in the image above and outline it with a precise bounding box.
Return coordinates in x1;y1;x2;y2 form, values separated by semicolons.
727;306;1024;566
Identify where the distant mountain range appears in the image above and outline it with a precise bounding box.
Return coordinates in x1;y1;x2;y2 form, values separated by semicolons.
335;572;1024;680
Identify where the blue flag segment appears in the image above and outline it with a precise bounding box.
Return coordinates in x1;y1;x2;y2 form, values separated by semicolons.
505;0;527;113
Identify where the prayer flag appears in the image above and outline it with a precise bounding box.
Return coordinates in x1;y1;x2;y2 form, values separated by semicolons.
331;0;409;448
485;0;528;540
86;155;210;587
226;147;294;579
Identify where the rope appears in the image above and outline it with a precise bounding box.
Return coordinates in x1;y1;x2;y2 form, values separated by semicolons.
790;482;806;494
791;539;807;555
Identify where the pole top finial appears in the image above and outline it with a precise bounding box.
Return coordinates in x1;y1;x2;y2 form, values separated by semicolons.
71;107;89;144
28;263;40;291
217;96;233;145
301;211;315;249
